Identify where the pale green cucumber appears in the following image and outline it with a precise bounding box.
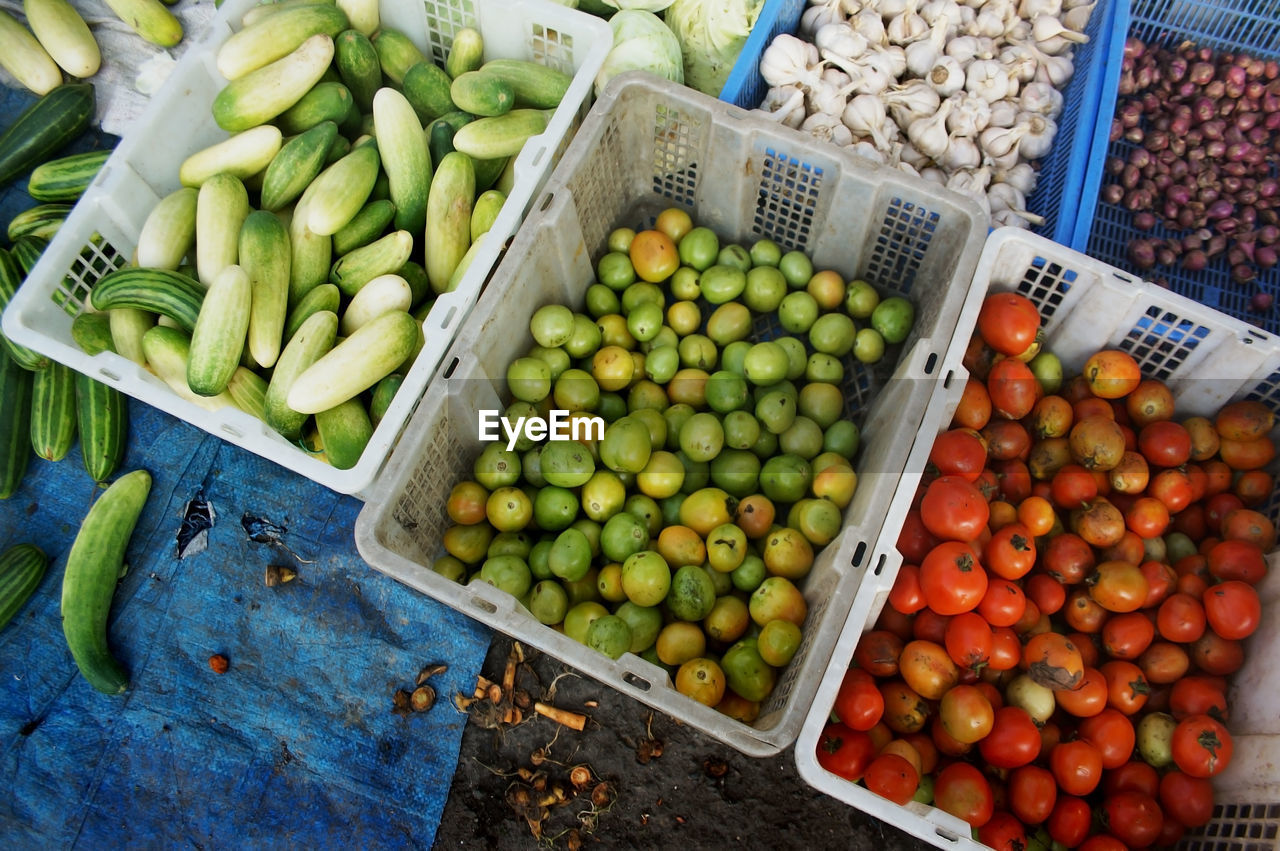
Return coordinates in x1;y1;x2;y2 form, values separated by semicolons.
135;186;197;270
259;120;337;212
212;33;334;133
140;326;237;411
24;0;101;78
264;309;337;439
108;308;153;366
371;28;426;86
240;0;334;28
476;59;573;109
0;8;62;95
449;71;514;117
216;3;348;80
286;309;416;414
340;272;410;335
470;188;505;240
283;282;339;341
445;27;483;79
424;151;474;295
335;28;379;111
313;397;372;469
451;109;550;159
178;125;283;187
226;366;268;422
328;228;412;297
335;0;376;36
195;173;250;287
301;141;379;236
239;211;291;370
446;233;486;293
75;372;127;483
187;264;251;396
372;87;430;234
276;81;353;135
101;0;181;47
30;361;76;462
288;197;332;306
331;198;394;255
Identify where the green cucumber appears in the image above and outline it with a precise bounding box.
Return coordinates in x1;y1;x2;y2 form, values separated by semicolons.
260;120;338;212
108;308;153;366
427;117;456;168
328;228;412;296
331;198;394;255
239;211;291;370
90;268;205;332
451;109;550;160
0;8;61;95
187;264;251;396
471;188;506;240
288;197;332;305
372;87;431;234
449;71;514;117
212;33;334;133
140;326;238;411
0;248;51;370
286;309;417;413
402;61;456;125
398;259;431;309
215;2;348;80
195;173;250;287
283;282;339;341
71;311;116;355
335;28;380;111
314;397;372;469
226;366;268;422
276;81;354;135
27;148;111;202
264;309;338;439
369;371;402;427
179;125;283;187
0;348;34;498
473;155;508;193
7;204;71;242
300;141;379;236
371;27;427;87
445;27;483;79
0;543;46;629
0;83;93;181
135;186;197;270
424;151;475;295
61;468;152;694
76;372;127;482
324;132;352;165
476;59;573;109
30;361;76;462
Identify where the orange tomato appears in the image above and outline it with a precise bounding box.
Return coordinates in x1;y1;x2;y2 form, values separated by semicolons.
628;229;679;282
1082;350;1142;399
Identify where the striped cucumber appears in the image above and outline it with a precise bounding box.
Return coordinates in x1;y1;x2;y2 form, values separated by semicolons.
0;348;34;498
27;148;110;202
340;272;410;335
328;228;412;296
226;366;268;422
216;3;348;80
30;361;76;462
276;81;353;135
140;326;237;411
61;468;152;694
71;311;116;355
211;33;334;133
0;248;51;370
334;28;379;111
0;9;61;96
331;198;394;255
187;264;251;396
445;27;483;79
283;282;339;342
11;235;47;276
7;203;72;241
301;141;379;236
108;308;153;366
264;309;337;439
0;543;46;629
259;120;337;212
24;0;101;78
313;397;372;470
370;28;426;86
91;268;205;332
178;125;283;187
239;211;291;369
451;109;550;159
424;151;474;295
286;309;417;414
135;186;197;270
372;87;431;235
195;173;250;287
75;371;127;482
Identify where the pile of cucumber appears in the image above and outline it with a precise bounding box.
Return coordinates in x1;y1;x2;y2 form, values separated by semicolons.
78;1;574;470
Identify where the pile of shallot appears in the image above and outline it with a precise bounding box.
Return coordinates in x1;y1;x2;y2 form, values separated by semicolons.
1103;38;1280;310
751;0;1094;228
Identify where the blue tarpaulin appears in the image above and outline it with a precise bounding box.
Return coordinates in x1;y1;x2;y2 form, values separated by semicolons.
1;87;492;848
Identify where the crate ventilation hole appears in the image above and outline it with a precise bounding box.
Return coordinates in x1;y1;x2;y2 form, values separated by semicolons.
865;198;938;295
650;103;700;209
1118;307;1210;383
68;234;126;315
1015;255;1076;323
753;147;821;253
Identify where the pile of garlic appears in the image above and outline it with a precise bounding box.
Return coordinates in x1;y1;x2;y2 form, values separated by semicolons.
752;0;1095;228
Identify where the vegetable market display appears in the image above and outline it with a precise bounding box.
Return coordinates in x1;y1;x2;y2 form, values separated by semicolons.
749;0;1095;228
432;205;915;718
811;286;1277;849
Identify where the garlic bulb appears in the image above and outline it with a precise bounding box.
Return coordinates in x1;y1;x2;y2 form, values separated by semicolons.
966;58;1012;102
874;0;911;17
800;2;845;39
1018;0;1061;18
979;123;1027;159
1033;15;1089;55
895;140;932;169
882;79;941;128
756;85;807;129
1034;52;1075;87
988;97;1020;127
1017;114;1057;159
919;166;948;185
843;93;890;148
1063;2;1095;32
994;161;1038;194
815;22;869;61
851;6;889;45
973;8;1006;38
920;0;963;30
848;140;888;164
905;16;950;78
945;91;991;137
940;134;981;170
1020;80;1063;116
907;97;953;159
991;208;1035;228
887;0;928;44
1000;42;1040;83
802;112;855;146
760;34;824;90
808;68;855;116
946;166;993;215
928;56;967;96
945;34;995;64
876;44;909;78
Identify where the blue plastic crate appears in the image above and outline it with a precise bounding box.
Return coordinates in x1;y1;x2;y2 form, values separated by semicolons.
717;0;1124;249
1074;0;1280;334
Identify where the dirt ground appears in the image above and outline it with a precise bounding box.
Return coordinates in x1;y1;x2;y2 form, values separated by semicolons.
432;635;928;850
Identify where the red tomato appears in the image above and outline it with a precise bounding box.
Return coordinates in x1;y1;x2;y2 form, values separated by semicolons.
1149;468;1195;513
1051;464;1099;510
1008;764;1057;825
1204;492;1246;533
1101;790;1165;849
1139;640;1190;685
1051;739;1105;796
1042;533;1096;584
977;577;1027;628
1025;573;1067;616
853;630;904;678
1101;660;1151;715
1078;707;1137;770
1139;560;1177;608
1078;836;1128;851
1190;631;1245;676
1202;580;1262;640
1172;714;1234;778
988;358;1040;421
1157;592;1206;643
900;640;960;701
1169;676;1228;721
912;607;952;645
1159;770;1216;828
988;627;1022;671
983;523;1037;580
1206;538;1267;584
977;811;1028;851
1104;760;1160;799
863;753;919;805
888;564;927;615
896;509;940;564
1088;560;1150;613
929;429;988;482
983;420;1033;462
934;761;994;828
1101;611;1155;660
1048;795;1092;848
1125;496;1171;539
977;292;1041;356
1138;420;1193;467
919;541;989;616
978;705;1042;769
954;378;993;430
997;459;1034;505
815;722;876;781
834;670;884;732
944;611;994;670
1022;631;1086;691
920;476;990;543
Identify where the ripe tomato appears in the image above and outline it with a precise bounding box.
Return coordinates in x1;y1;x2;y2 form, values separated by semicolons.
1069;415;1127;471
995;459;1033;503
1101;660;1150;715
1102;790;1165;848
1139;560;1177;608
1102;611;1156;660
853;630;904;678
1071;499;1127;549
1108;450;1150;494
1149;468;1195;513
977;578;1027;628
1063;588;1109;634
977;811;1028;851
1127;379;1176;426
1233;469;1274;506
983;420;1032;462
628;229;679;282
934;762;994;828
1024;573;1066;616
1016;495;1056;536
920;476;990;542
1172;714;1234;778
1083;349;1142;399
912;607;951;644
1051;464;1099;510
1125;496;1171;539
988;358;1040;420
944;611;994;669
983;523;1037;581
1204;493;1246;533
815;722;876;781
1169;676;1228;721
1008;764;1057;826
899;640;960;701
1202;580;1262;640
1078;707;1137;770
1218;435;1277;470
1030;394;1075;439
896;509;940;564
863;753;919;805
1042;532;1096;584
1104;760;1160;798
1159;770;1216;828
978;292;1041;356
978;705;1041;769
1088;560;1150;613
920;541;989;616
1138;420;1193;467
834;669;884;732
1051;739;1105;796
1078;836;1127;851
1206;538;1267;584
1220;507;1277;551
1022;631;1084;691
1068;630;1100;668
879;680;930;735
930;714;973;758
988;627;1022;671
939;683;995;744
1139;640;1190;685
929;429;988;482
1054;667;1107;718
1157;592;1206;643
954;378;993;430
888;564;927;615
1190;630;1245;676
1048;795;1093;848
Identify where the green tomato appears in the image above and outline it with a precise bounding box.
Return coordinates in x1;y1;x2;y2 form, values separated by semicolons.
853;327;885;364
585;283;621;318
565;313;603;359
809;313;856;357
585;614;632;659
778;250;813;289
530;304;574;348
844;279;880;319
597;251;636;290
700;264;747;304
749;237;782;267
507;356;551;403
777;291;819;333
626;301;664;343
870;296;915;344
678;226;720;271
717;243;752;271
743;265;787;313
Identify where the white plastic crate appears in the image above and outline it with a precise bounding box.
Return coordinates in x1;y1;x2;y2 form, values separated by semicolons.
0;0;611;498
353;73;988;757
796;228;1280;849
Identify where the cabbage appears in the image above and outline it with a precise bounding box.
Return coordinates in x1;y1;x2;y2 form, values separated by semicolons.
600;0;677;12
594;10;684;97
664;0;764;96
